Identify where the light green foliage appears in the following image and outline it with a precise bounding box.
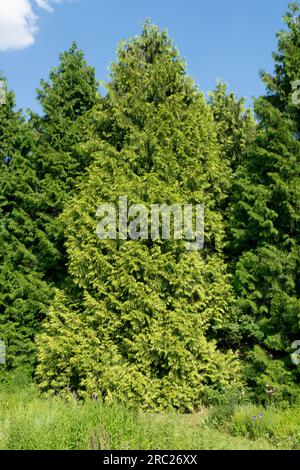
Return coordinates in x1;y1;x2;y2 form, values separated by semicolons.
37;23;242;411
209;81;255;172
1;2;299;418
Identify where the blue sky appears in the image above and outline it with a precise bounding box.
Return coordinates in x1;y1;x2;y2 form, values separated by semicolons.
0;0;291;113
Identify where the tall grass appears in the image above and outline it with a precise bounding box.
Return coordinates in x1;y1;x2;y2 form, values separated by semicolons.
0;377;299;450
229;405;300;449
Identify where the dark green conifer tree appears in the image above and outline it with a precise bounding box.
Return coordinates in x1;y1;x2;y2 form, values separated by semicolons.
230;3;300;401
0;44;98;372
261;2;300;131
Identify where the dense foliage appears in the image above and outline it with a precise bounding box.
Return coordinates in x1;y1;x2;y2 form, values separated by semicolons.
0;44;98;372
229;3;300;402
0;4;299;410
36;23;241;411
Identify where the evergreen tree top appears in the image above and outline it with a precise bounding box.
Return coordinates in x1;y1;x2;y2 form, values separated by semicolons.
260;2;300;127
36;42;99;122
107;20;196;111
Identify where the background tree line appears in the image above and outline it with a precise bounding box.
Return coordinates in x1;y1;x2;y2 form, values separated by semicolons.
0;3;299;410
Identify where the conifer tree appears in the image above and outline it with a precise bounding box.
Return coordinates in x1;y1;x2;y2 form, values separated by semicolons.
208;81;255;172
0;77;40;373
261;2;300;131
0;45;98;372
0;76;25;169
208;81;256;266
37;23;242;410
230;3;300;401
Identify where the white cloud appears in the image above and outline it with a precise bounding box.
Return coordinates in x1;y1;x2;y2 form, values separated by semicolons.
34;0;68;13
0;0;38;51
34;0;54;13
0;0;68;52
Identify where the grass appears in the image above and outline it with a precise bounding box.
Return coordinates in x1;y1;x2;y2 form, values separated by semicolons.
0;377;299;450
229;405;300;449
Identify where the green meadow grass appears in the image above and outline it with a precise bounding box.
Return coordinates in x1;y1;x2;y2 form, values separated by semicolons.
0;377;299;450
